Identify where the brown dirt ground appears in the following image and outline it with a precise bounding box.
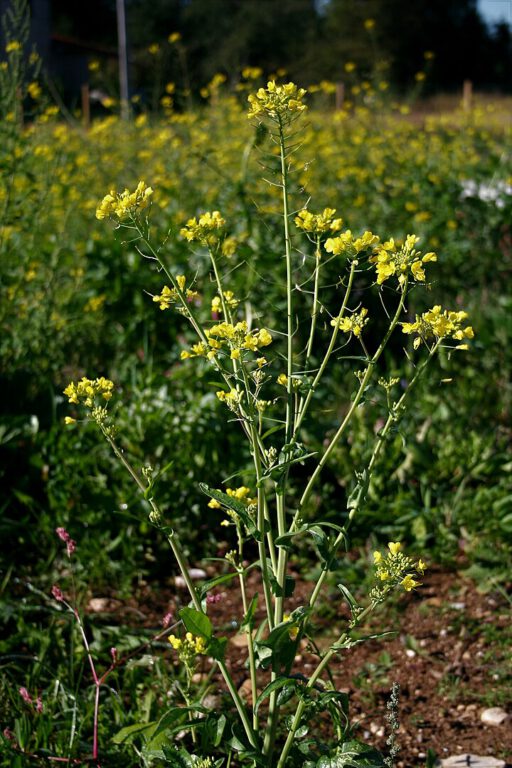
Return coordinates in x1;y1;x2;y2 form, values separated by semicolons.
91;565;512;767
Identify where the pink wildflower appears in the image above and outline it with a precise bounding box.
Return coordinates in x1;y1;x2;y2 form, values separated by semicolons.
19;687;32;704
51;585;64;602
56;527;70;542
162;612;173;628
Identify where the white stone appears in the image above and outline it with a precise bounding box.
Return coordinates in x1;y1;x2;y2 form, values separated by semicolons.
440;755;505;767
480;707;509;726
174;568;207;587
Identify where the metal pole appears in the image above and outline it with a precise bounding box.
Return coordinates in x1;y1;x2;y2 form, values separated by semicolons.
116;0;129;119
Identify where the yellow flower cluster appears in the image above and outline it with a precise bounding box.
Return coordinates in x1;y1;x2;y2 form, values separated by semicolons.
370;235;437;286
180;210;225;246
324;229;379;258
402;305;474;349
242;66;263;80
181;321;272;362
152;275;198;310
247;81;307;120
372;542;426;600
330;307;369;336
5;41;21;53
63;376;114;408
294;208;343;235
95;181;153;221
283;613;299;641
168;632;207;663
208;486;257;529
211;290;239;314
216;388;243;410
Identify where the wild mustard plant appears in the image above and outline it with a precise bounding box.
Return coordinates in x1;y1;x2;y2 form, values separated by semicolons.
65;82;474;767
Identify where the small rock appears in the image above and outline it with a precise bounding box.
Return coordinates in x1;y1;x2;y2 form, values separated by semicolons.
229;632;249;648
405;648;416;658
87;597;121;612
480;707;509;726
440;756;505;767
191;673;208;684
174;568;207;588
188;568;207;580
369;723;384;737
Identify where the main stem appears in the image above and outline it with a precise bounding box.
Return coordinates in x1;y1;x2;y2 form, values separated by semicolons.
263;116;295;763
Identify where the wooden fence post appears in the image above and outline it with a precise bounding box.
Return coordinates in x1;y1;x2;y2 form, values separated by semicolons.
336;81;345;110
81;84;90;128
462;79;473;111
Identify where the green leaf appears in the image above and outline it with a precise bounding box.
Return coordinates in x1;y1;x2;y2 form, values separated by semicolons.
254;677;298;713
347;470;370;512
208;636;228;661
277;681;299;706
112;721;156;744
199;483;262;538
198;571;238;599
161;745;196;767
241;594;259;630
179;607;213;641
317;740;386;767
331;631;394;650
337;583;359;611
269;573;296;597
151;706;206;742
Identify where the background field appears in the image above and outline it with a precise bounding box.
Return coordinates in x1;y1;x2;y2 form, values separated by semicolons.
1;1;512;764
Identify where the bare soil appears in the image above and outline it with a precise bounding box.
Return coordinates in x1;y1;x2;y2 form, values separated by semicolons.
93;565;512;766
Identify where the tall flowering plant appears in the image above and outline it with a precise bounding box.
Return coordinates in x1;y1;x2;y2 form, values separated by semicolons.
64;83;473;767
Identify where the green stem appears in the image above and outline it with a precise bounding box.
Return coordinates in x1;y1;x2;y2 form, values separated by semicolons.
303;237;322;373
276;603;376;768
237;530;259;730
294;259;358;439
279;117;294;448
294;283;408;526
306;338;441;615
217;660;258;748
102;429;202;613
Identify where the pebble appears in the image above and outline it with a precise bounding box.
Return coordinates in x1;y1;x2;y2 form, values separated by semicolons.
439;756;505;767
480;707;509;726
229;632;249;648
174;568;207;587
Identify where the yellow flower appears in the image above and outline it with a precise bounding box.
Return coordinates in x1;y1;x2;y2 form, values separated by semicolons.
148;43;160;55
388;542;401;555
401;575;421;591
330;308;369;337
256;328;272;347
64;416;76;425
373;551;382;564
180;211;225;245
247;81;307;121
27;82;42;100
277;373;288;386
295;208;343;235
6;41;21;53
344;62;356;73
370;235;436;287
402;305;474;347
96;181;153;221
364;18;375;30
64;377;114;408
168;33;181;44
